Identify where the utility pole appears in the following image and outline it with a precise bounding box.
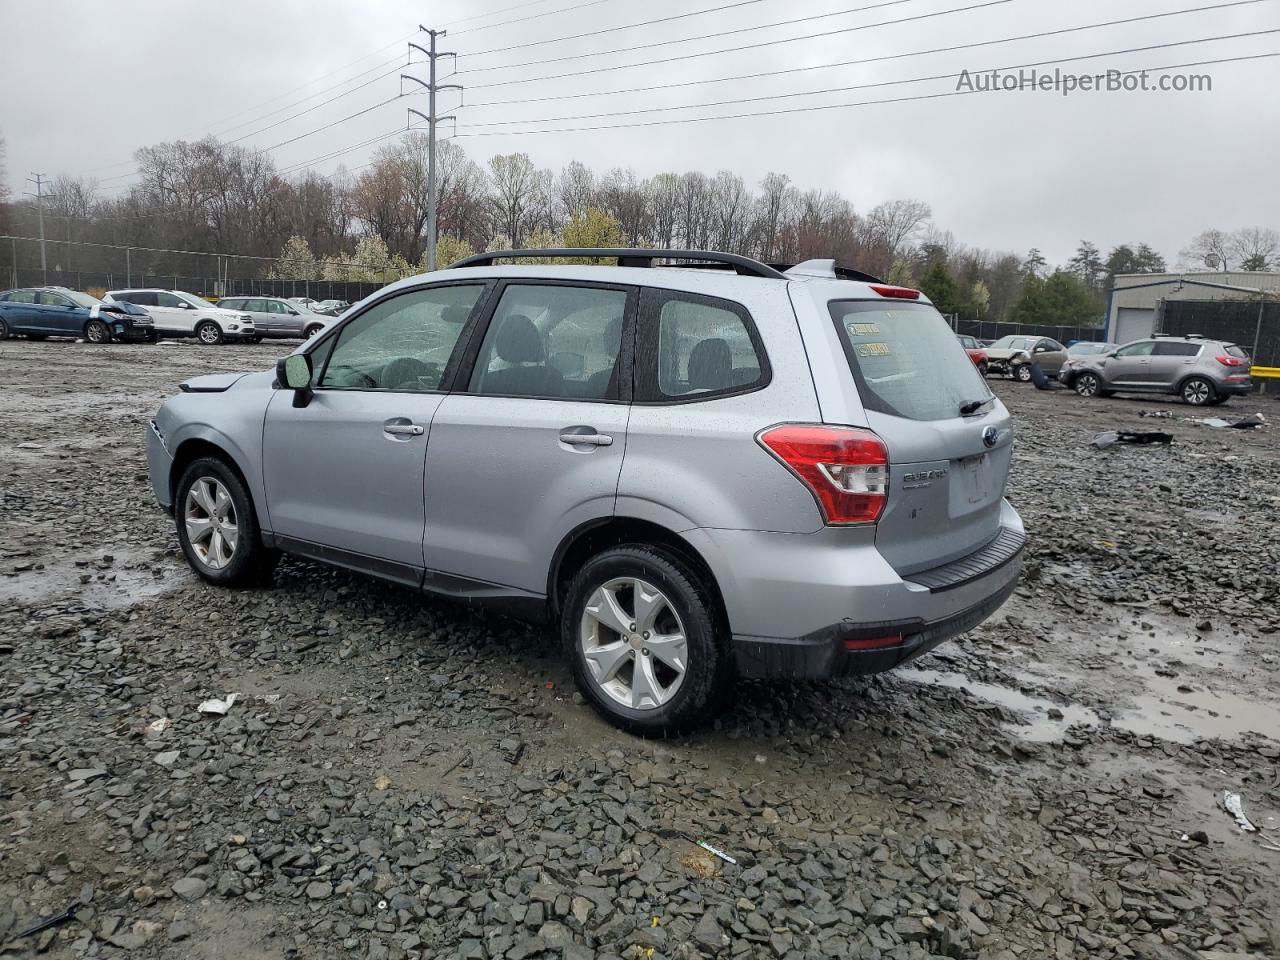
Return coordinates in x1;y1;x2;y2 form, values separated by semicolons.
25;173;50;284
405;28;461;272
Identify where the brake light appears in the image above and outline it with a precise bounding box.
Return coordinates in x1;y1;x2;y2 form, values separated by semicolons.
757;425;888;525
844;633;904;651
869;284;921;300
1216;356;1247;367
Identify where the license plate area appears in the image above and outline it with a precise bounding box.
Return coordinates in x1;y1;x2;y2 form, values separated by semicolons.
956;452;993;506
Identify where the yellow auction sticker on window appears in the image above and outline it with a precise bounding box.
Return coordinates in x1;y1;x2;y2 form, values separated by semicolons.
847;322;880;336
856;342;891;357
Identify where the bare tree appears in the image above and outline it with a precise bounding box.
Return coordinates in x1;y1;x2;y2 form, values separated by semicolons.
709;170;751;254
753;172;797;262
866;199;931;257
646;173;681;249
1230;227;1280;271
677;172;714;249
598;168;648;245
487;153;538;247
556;161;596;222
1180;229;1233;271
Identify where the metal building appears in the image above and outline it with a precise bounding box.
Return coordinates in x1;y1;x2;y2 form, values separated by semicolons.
1105;271;1280;344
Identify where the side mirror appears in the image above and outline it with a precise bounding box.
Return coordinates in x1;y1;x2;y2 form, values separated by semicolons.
276;354;314;407
180;301;194;309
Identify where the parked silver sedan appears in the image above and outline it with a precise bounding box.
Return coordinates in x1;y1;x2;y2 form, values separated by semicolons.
216;297;334;340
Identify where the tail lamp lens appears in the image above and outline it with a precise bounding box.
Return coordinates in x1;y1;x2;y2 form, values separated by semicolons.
1216;356;1247;367
757;425;888;525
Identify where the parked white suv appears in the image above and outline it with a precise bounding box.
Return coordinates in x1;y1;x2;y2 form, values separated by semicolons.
105;289;255;344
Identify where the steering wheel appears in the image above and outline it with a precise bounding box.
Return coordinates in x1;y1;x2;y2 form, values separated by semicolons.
380;356;434;390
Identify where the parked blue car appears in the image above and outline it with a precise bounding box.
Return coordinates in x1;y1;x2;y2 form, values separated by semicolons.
0;286;156;343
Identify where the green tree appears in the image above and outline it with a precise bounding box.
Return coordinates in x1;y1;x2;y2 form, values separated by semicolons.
1010;270;1101;326
1022;248;1047;279
918;260;959;315
269;235;319;280
1068;241;1103;291
562;207;624;264
426;235;474;269
1104;243;1167;286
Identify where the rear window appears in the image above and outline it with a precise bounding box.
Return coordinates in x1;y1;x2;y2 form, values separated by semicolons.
829;300;990;422
1225;344;1249;360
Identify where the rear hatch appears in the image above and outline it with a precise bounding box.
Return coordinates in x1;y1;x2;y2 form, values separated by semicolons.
828;299;1012;576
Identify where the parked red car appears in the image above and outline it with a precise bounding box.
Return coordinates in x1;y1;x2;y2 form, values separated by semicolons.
957;334;989;377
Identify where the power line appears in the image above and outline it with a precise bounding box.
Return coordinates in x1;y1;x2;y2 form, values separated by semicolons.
456;30;1279;129
463;0;1266;88
462;0;778;57
456;0;938;74
450;50;1279;138
227;65;405;145
0;234;353;268
257;95;405;153
462;3;1279;107
449;0;616;35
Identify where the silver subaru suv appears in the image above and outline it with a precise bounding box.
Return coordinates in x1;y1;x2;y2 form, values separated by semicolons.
1060;334;1253;405
145;249;1025;734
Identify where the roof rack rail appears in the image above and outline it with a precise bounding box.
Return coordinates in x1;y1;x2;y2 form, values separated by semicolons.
448;248;787;279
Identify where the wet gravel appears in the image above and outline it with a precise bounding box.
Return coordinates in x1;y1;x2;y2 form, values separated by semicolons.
2;338;1279;959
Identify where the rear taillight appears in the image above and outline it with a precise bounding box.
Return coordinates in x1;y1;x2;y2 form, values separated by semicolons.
869;284;921;300
1216;356;1247;367
757;425;888;525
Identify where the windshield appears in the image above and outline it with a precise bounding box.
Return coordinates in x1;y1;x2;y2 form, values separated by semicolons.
1068;342;1110;356
991;336;1034;350
65;291;102;308
829;299;991;421
178;292;217;310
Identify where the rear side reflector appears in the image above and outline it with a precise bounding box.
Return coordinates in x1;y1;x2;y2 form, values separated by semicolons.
869;284;921;300
1216;356;1248;367
844;633;904;651
757;425;888;525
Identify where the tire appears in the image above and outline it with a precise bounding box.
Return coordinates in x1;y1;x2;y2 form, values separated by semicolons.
85;319;112;344
304;324;325;339
247;335;264;344
196;321;224;345
1074;372;1102;398
0;318;8;340
174;457;277;587
977;362;989;378
563;545;725;736
1208;395;1230;406
1013;363;1032;383
1180;376;1216;406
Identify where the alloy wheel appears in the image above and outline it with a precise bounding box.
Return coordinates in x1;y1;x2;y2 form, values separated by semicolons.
1016;364;1032;382
86;320;109;343
1076;374;1098;397
184;476;239;570
198;323;222;344
579;577;688;711
1183;379;1211;405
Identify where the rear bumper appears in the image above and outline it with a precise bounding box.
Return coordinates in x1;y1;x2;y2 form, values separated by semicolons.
1217;378;1252;395
685;500;1025;680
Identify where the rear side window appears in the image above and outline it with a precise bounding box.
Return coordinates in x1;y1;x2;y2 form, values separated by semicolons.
118;292;158;307
1153;341;1201;357
469;284;629;400
829;300;990;422
634;289;767;402
6;290;36;304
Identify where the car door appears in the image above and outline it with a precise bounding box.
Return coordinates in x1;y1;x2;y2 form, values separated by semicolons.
269;299;304;336
261;281;490;581
422;280;635;596
1034;338;1068;373
1105;340;1155;387
36;291;85;335
237;299;269;333
0;290;39;332
1149;340;1202;387
142;291;189;335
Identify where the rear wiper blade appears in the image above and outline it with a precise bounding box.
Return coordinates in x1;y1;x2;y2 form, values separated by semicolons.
959;396;994;416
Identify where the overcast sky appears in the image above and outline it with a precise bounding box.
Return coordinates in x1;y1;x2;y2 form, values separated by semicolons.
2;0;1277;265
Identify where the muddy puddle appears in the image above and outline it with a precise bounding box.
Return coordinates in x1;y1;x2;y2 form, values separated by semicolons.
0;548;188;610
901;666;1280;746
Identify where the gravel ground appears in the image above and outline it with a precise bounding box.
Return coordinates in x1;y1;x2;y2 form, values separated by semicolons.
1;338;1278;960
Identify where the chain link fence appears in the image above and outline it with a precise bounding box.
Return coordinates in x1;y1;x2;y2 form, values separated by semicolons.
1157;298;1279;367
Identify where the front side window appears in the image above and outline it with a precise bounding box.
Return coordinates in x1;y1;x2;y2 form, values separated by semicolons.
469;284;628;400
654;293;763;398
37;292;73;307
318;284;483;392
268;300;293;315
1116;341;1155;357
156;292;184;308
830;299;991;422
